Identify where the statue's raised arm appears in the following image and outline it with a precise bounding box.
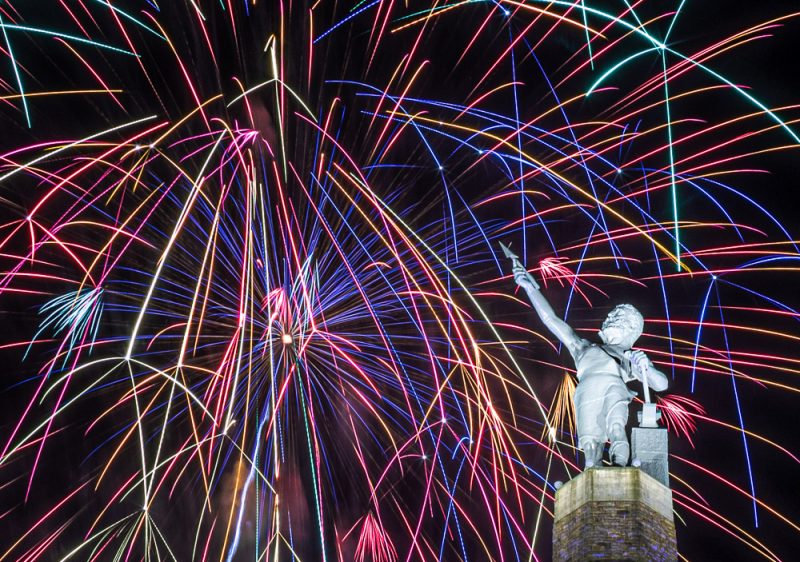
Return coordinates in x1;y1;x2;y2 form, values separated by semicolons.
512;262;586;359
503;246;669;469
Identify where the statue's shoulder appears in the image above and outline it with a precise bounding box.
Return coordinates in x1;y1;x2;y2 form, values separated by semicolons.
571;338;594;359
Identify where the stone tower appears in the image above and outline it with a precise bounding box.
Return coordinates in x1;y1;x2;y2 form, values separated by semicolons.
552;467;677;561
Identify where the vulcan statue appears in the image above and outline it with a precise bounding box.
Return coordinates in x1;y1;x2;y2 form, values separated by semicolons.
505;247;668;469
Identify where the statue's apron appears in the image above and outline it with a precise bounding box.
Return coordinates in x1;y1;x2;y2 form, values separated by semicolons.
574;344;637;442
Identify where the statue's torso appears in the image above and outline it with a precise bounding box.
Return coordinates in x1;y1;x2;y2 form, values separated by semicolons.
574;343;624;381
572;343;636;442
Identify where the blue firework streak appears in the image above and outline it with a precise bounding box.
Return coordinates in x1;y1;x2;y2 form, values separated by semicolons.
0;2;797;562
27;287;105;370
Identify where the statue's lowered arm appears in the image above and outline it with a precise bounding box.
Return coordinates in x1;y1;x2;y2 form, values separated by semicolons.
628;351;669;393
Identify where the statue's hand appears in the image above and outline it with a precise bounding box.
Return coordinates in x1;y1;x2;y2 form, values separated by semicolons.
512;263;540;291
629;350;653;378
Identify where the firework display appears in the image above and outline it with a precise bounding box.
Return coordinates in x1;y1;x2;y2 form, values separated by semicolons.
0;1;797;560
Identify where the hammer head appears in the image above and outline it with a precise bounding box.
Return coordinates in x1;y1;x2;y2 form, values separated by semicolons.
499;241;519;261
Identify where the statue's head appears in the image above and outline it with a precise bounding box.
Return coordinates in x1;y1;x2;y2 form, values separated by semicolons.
598;304;643;349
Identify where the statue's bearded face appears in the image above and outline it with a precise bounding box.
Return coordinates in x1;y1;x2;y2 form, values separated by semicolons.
598;304;643;349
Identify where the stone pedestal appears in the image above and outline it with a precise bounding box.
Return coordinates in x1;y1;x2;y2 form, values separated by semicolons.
553;468;677;561
632;426;669;486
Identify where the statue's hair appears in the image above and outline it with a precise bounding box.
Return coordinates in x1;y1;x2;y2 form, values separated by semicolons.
602;304;644;343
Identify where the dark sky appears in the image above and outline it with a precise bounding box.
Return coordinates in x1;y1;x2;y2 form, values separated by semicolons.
0;1;798;561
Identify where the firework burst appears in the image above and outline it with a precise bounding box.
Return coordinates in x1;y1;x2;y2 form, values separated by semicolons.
0;1;798;561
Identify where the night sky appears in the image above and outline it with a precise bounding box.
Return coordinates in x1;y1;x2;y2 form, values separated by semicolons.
0;1;798;561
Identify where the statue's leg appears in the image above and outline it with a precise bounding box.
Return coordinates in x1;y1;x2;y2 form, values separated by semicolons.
606;401;630;466
575;382;606;469
608;422;629;466
578;436;603;469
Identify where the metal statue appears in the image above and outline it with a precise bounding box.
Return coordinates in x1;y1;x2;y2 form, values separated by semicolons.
502;243;668;469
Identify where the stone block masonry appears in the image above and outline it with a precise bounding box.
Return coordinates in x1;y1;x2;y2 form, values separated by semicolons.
553;467;677;561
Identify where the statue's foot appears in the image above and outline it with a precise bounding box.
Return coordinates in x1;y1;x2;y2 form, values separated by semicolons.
610;441;630;466
581;440;602;469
